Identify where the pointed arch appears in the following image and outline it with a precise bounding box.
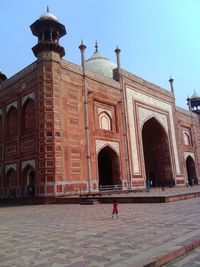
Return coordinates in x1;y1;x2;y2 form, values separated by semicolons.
22;164;35;184
22;164;36;196
99;112;112;131
186;156;198;185
183;132;190;146
142;117;174;187
6;106;18;137
141;115;168;135
6;167;17;187
98;145;121;188
22;98;36;132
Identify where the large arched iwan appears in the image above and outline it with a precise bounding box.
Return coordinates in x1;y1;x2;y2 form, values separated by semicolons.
142;117;174;187
98;146;121;188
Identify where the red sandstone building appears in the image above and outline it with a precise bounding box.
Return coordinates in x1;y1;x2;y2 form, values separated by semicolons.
0;10;200;200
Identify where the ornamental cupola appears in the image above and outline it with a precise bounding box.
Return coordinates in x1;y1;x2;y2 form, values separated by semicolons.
30;7;66;58
187;90;200;115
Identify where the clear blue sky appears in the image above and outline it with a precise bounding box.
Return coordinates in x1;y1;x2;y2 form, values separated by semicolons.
1;0;200;109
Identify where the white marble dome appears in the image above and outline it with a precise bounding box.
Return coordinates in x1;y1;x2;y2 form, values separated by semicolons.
85;49;117;79
39;8;58;21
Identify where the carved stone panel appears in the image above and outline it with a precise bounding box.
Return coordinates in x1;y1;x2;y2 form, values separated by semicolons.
96;140;119;155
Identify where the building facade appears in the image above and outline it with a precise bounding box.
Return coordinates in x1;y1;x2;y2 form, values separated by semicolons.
0;10;200;200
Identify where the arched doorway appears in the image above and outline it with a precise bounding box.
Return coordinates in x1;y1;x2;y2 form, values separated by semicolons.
186;156;198;185
98;146;121;188
6;168;17;197
27;169;35;197
142;117;174;187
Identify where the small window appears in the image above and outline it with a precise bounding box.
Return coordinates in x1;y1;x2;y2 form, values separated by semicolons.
183;132;190;146
99;112;111;131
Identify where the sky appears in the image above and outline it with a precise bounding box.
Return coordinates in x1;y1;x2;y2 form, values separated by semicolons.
1;0;200;109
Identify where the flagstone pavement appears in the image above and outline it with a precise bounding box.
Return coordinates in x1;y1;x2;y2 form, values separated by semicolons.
1;193;200;267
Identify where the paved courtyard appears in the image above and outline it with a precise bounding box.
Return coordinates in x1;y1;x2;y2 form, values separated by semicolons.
1;196;200;267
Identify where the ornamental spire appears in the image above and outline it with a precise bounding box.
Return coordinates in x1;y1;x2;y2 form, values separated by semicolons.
95;41;98;52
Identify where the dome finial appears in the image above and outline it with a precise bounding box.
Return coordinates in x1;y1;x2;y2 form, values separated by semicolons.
95;41;98;52
47;6;49;12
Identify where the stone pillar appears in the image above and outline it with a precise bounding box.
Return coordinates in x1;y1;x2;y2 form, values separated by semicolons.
37;51;63;197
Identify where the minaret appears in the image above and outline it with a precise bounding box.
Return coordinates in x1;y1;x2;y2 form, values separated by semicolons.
169;76;174;94
187;90;200;115
30;7;66;58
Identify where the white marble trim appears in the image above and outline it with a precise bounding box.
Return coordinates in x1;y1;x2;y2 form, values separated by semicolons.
6;101;17;112
22;160;35;171
96;140;119;155
126;87;181;175
5;164;17;174
184;152;195;161
22;92;35;106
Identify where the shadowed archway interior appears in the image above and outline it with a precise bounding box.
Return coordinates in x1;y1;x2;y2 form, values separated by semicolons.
186;156;198;185
142;117;174;187
98;146;121;187
27;169;35;197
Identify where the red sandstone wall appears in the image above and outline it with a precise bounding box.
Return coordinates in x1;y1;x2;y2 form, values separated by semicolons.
176;107;200;181
60;65;126;193
0;64;39;198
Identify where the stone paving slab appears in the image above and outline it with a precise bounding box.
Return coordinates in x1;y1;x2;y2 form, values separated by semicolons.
1;197;200;267
163;246;200;267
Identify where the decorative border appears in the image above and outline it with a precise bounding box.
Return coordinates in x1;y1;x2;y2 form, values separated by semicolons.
126;86;181;176
184;152;195;161
138;106;168;133
95;140;119;155
22;92;35;106
21;160;35;171
6;101;17;112
5;164;17;174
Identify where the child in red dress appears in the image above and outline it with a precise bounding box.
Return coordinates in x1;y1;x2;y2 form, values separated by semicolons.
112;199;118;218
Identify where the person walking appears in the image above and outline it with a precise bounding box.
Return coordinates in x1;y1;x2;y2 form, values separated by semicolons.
112;199;118;218
161;182;165;192
146;176;150;192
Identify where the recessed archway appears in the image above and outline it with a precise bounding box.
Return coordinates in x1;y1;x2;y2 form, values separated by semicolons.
98;146;121;188
142;117;174;187
23;165;36;197
186;156;198;185
27;170;35;196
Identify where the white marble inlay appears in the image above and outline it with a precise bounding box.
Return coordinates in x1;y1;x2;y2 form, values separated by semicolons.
96;140;119;155
138;107;168;133
22;92;35;106
22;160;35;170
5;164;17;174
6;101;17;112
126;87;181;175
97;108;112;117
184;152;195;161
